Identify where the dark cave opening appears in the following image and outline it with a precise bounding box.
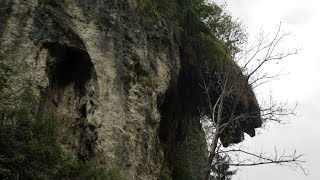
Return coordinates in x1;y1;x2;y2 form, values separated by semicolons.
41;43;98;161
45;43;93;90
158;62;204;167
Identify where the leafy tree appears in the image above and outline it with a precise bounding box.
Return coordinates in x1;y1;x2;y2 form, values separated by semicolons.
210;154;236;180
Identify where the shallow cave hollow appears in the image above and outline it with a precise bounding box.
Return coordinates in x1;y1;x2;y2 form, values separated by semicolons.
157;60;261;169
42;43;98;161
44;43;93;92
158;62;204;166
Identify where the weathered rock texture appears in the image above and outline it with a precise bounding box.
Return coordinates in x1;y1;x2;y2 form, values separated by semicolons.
0;0;180;178
0;0;261;179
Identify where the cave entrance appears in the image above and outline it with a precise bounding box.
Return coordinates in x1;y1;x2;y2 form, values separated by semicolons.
41;43;98;161
45;43;93;91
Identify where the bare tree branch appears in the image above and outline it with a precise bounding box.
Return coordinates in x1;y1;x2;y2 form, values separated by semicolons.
200;24;305;180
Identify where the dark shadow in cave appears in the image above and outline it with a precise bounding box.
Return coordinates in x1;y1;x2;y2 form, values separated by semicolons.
45;43;93;93
158;61;203;166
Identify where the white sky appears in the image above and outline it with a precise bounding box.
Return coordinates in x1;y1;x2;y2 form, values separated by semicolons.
214;0;320;179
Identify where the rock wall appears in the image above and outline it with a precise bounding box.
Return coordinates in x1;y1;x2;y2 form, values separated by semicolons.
0;0;180;179
0;0;261;179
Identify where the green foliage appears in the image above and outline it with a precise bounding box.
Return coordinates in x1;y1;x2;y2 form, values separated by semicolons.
204;7;247;55
196;32;226;63
210;154;236;180
173;122;208;180
160;164;173;180
0;110;62;179
57;155;123;180
138;0;246;65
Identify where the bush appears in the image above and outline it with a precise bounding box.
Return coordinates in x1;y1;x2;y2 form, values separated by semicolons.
173;122;208;180
57;154;123;180
160;164;173;180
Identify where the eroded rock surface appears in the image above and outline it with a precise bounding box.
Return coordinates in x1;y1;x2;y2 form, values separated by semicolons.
0;0;180;179
0;0;261;179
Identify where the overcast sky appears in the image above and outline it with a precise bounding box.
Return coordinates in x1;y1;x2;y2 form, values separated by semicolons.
214;0;320;179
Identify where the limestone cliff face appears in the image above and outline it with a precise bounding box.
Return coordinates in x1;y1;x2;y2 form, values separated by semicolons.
0;0;261;179
0;0;180;179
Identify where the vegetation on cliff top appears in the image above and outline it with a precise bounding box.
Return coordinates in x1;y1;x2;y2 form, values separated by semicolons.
140;0;246;56
141;0;303;179
140;0;249;179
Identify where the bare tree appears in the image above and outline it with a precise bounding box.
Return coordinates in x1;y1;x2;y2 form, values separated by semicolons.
200;24;305;180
